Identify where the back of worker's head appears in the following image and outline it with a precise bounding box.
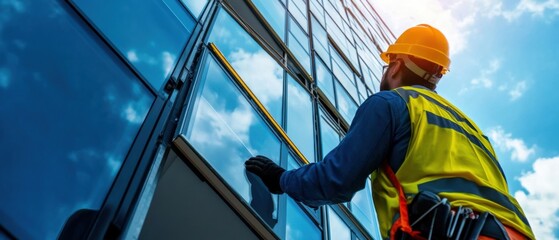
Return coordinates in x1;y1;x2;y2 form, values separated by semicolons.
380;24;450;90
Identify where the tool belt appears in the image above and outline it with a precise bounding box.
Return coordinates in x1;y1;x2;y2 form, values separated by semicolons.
393;191;511;240
382;163;513;240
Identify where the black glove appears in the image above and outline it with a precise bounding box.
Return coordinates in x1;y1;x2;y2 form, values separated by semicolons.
245;155;285;194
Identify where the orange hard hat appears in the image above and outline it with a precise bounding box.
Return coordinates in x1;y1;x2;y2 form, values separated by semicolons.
381;24;450;74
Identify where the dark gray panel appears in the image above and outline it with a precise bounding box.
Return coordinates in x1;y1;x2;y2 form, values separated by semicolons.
223;0;284;59
139;151;258;240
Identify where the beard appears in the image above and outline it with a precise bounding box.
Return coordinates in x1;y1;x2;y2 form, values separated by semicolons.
380;73;390;91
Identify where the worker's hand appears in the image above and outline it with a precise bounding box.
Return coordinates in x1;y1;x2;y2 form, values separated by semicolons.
245;155;285;194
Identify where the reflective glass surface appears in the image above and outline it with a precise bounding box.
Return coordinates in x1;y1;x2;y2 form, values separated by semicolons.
336;81;359;124
328;207;352;240
208;9;284;124
286;75;315;162
286;198;321;240
310;0;325;25
289;17;310;54
318;110;341;159
251;0;287;40
185;53;281;227
288;18;311;74
181;0;208;18
351;180;381;238
331;49;359;103
311;17;329;62
356;78;368;103
0;2;154;239
315;56;335;105
288;0;308;32
72;0;195;89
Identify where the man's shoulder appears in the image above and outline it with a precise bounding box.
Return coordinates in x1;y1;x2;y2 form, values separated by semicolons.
370;90;402;101
362;90;407;111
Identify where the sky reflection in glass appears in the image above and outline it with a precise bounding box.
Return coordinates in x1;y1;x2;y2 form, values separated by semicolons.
72;0;195;89
286;75;315;162
351;180;381;238
312;17;329;63
328;207;352;240
181;0;208;18
336;81;358;124
251;0;287;40
0;2;153;239
185;54;281;227
285;198;321;240
319;110;341;159
315;56;336;105
288;18;311;74
208;9;284;124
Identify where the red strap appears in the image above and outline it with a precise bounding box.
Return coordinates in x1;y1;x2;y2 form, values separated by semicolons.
384;163;424;240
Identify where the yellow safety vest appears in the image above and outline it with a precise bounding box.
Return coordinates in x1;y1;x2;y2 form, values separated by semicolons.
372;86;534;239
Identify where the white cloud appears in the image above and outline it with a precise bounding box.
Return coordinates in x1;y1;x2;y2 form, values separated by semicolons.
508;80;528;100
121;90;151;125
1;0;25;13
458;58;501;94
371;0;559;59
191;96;255;152
371;0;480;56
494;0;559;22
162;51;175;77
0;68;10;88
230;49;283;105
127;50;139;62
106;155;121;176
472;59;500;88
488;126;536;162
514;156;559;239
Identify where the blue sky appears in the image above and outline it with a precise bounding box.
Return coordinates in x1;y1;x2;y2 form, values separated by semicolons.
373;0;559;239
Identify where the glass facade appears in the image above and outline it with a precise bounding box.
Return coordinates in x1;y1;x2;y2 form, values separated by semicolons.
0;1;155;239
72;0;196;89
185;53;281;226
1;0;395;239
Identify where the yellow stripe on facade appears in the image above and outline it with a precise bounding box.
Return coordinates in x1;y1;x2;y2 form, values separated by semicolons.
208;42;310;165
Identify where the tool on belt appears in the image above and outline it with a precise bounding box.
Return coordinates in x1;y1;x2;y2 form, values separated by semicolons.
384;163;511;240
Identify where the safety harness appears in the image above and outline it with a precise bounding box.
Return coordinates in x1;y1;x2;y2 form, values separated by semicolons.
383;162;521;240
383;163;425;240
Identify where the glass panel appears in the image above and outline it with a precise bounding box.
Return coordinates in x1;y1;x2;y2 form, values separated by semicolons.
288;17;311;73
287;154;322;221
289;17;310;53
251;0;287;40
315;56;335;105
319;110;341;159
208;9;284;124
286;75;315;162
181;0;208;18
288;0;308;32
72;0;195;89
286;198;321;240
185;54;281;227
333;64;358;104
0;2;154;239
331;49;359;103
310;0;325;26
356;78;368;103
336;81;359;124
351;180;381;238
328;207;352;240
289;39;311;74
311;17;329;62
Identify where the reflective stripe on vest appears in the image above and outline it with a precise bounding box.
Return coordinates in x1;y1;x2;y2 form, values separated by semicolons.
371;86;534;240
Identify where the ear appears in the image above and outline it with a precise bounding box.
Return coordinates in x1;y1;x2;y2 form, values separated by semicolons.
389;60;403;78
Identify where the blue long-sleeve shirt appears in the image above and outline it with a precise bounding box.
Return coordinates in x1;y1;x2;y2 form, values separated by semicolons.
280;89;412;207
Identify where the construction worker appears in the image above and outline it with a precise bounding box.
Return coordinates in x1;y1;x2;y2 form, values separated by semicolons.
245;24;534;239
